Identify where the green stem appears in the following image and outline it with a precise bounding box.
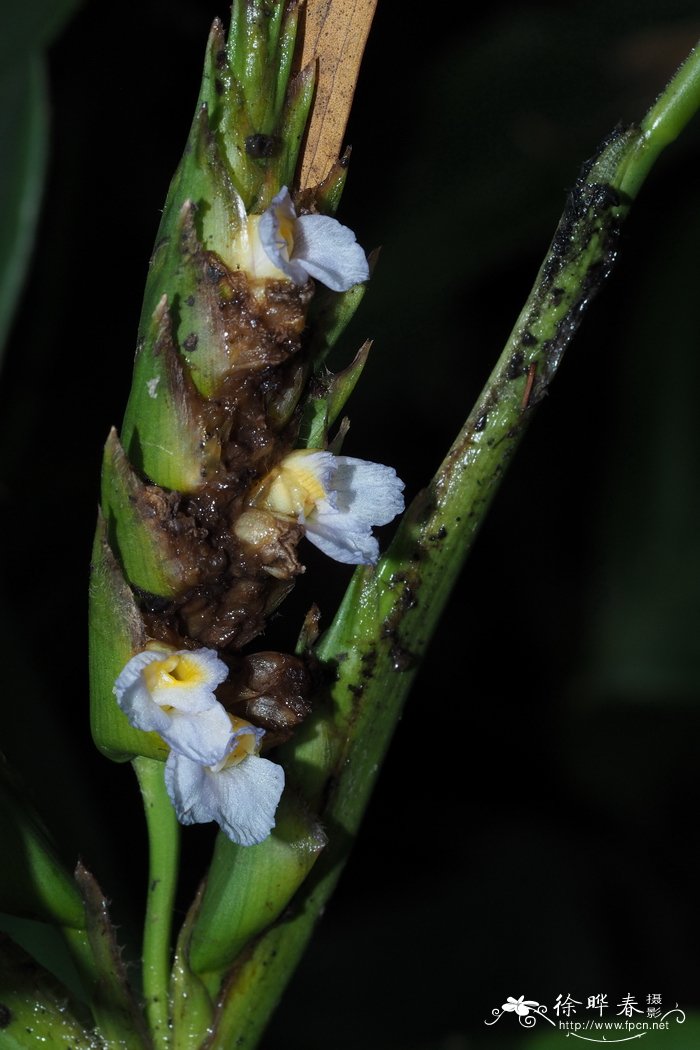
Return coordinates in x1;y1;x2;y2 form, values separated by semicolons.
205;39;700;1049
133;756;180;1050
618;39;700;198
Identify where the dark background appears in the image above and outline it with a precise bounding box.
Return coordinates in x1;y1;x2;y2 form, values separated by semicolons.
1;1;700;1047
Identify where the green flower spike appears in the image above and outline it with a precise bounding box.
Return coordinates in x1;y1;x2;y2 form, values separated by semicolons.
91;0;372;762
85;1;700;1046
88;1;380;1045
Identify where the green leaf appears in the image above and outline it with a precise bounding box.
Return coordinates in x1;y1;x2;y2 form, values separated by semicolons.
71;865;151;1048
0;934;94;1050
0;914;86;1004
0;0;82;72
0;759;84;930
0;0;83;367
186;793;326;980
0;55;47;370
170;886;215;1050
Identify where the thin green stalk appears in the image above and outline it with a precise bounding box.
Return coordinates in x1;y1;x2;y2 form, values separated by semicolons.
619;41;700;198
205;40;700;1048
133;756;180;1050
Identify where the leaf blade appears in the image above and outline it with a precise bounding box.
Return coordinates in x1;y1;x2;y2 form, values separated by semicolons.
0;55;48;369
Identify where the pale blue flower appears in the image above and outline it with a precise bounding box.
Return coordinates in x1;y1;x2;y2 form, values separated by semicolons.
255;186;369;292
164;718;284;845
255;448;404;564
113;646;233;765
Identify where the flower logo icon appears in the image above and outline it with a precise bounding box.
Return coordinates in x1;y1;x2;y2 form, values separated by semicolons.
502;996;540;1016
485;995;550;1028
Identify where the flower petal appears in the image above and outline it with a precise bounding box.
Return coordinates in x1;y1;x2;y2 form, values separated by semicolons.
161;706;235;765
293;449;336;487
325;457;405;524
304;510;379;564
254;448;404;565
164;751;285;846
293;213;369;292
302;457;404;564
257;187;369;292
258;187;308;284
114;648;233;764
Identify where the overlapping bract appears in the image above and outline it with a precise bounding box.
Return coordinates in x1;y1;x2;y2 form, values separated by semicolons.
97;7;405;844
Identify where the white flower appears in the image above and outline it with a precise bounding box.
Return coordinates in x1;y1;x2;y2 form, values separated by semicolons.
164;717;284;846
502;996;539;1016
239;186;369;292
113;646;233;765
253;448;404;565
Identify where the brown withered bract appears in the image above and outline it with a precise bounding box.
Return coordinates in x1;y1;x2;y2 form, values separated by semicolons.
179;202;313;393
218;651;315;748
